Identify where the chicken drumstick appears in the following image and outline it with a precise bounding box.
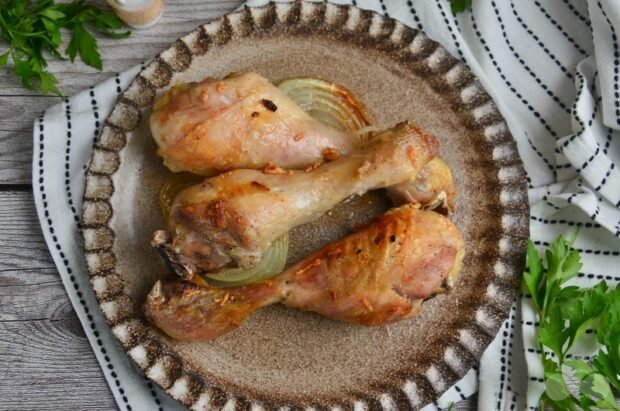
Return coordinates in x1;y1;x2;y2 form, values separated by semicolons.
150;72;456;213
150;72;356;175
145;205;464;341
152;122;438;275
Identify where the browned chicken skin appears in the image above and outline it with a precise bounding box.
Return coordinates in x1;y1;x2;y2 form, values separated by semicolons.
150;72;356;175
144;206;464;341
154;122;439;274
149;72;456;213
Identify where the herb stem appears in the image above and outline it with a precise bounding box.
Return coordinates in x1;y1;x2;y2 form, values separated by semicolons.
10;30;47;37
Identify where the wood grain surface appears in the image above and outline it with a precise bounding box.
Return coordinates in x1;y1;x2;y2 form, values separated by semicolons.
0;1;480;410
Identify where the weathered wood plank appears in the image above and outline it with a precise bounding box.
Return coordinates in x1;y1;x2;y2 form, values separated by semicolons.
0;96;57;183
0;132;33;185
0;318;117;410
0;280;69;322
0;192;57;274
0;97;57;132
0;192;69;319
0;191;116;409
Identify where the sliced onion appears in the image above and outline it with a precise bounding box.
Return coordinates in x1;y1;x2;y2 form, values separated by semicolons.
159;172;204;222
278;78;374;142
203;233;289;288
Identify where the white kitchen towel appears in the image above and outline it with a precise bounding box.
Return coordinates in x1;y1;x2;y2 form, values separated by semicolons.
32;1;620;410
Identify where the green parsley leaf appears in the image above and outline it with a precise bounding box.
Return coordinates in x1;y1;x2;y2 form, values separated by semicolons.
541;392;577;411
544;232;582;289
544;372;572;402
94;11;125;31
41;17;61;48
38;68;60;95
13;54;39;89
68;23;101;70
523;231;620;410
0;50;9;66
0;0;130;95
539;304;566;360
565;358;594;379
579;393;597;411
38;8;64;21
593;349;620;393
580;373;619;410
559;281;607;355
524;240;544;310
594;285;620;391
450;0;472;14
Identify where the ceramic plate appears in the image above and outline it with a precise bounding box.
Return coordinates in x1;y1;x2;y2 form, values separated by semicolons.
81;2;529;409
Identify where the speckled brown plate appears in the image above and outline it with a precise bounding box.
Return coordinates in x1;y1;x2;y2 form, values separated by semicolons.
81;2;529;410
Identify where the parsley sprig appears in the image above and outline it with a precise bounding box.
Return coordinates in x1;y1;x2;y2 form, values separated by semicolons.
0;0;130;96
450;0;472;13
524;232;620;410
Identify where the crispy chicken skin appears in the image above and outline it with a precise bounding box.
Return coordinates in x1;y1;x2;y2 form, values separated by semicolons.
144;206;464;341
149;72;456;213
154;122;438;274
150;72;356;175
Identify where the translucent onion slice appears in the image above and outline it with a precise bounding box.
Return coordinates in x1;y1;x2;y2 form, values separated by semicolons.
203;233;289;288
159;172;204;222
277;78;374;142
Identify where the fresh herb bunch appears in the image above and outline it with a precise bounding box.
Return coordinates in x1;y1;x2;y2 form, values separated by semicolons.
524;232;620;410
0;0;130;96
450;0;472;13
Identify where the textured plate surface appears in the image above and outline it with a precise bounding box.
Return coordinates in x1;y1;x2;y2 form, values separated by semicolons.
82;2;529;409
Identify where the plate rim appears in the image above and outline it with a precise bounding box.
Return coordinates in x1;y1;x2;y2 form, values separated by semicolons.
81;1;530;409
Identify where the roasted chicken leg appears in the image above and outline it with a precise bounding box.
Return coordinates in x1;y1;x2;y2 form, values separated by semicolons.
144;206;464;341
153;122;438;274
150;72;356;175
150;72;456;213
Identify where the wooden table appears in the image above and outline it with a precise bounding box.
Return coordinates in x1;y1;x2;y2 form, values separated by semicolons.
0;2;475;409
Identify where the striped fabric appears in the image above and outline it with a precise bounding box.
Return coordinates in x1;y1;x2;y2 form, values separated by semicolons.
328;0;620;409
33;1;620;410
